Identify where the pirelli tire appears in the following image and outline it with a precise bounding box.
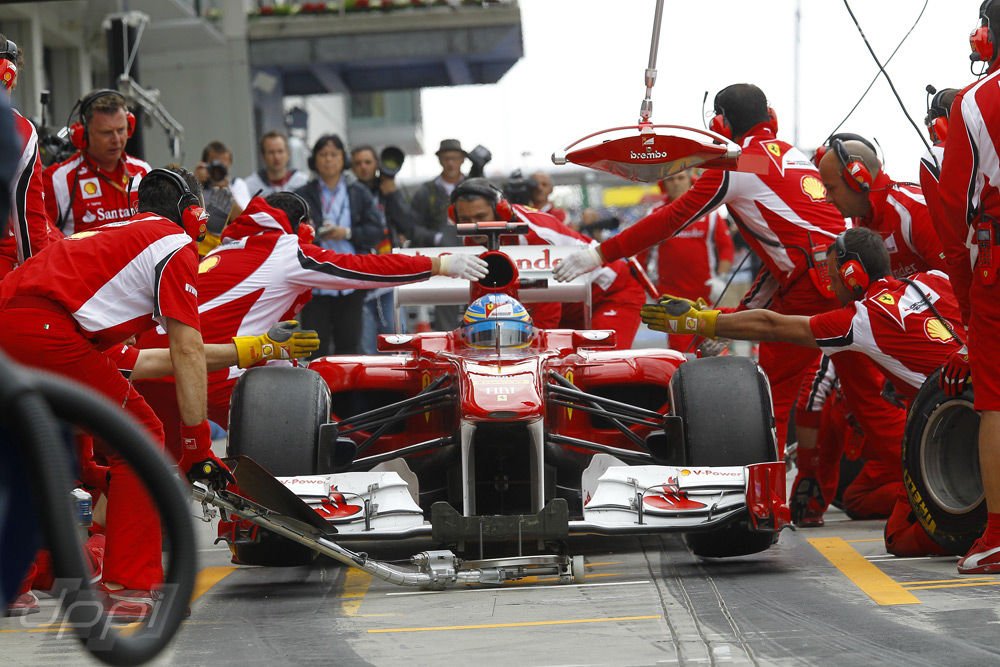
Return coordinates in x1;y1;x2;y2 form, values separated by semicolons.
902;370;984;555
672;356;780;558
226;366;331;566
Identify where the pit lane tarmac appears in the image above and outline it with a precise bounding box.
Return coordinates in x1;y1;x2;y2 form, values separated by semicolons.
5;507;1000;667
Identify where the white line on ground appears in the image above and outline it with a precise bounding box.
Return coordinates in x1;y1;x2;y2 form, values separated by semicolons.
865;556;959;562
384;579;653;597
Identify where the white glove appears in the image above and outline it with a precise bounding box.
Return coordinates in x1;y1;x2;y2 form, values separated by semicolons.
553;246;604;283
438;253;489;281
706;276;727;303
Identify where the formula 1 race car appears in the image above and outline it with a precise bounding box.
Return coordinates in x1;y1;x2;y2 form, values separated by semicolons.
203;224;789;588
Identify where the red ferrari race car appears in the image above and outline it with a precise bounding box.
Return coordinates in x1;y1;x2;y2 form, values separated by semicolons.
196;223;789;590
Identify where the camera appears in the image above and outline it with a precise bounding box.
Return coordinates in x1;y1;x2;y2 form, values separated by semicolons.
467;144;492;178
502;169;537;206
206;160;228;183
379;146;405;179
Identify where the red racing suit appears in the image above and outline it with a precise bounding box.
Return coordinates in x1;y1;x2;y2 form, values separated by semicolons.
598;123;844;449
653;207;734;351
0;109;60;277
44;150;151;235
0;213;201;590
938;63;1000;411
538;203;567;224
810;271;963;529
134;197;437;460
510;205;644;349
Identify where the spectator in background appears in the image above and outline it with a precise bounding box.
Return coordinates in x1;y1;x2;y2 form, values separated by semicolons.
243;130;309;197
44;89;151;235
530;170;567;223
410;138;467;247
648;169;734;352
351;144;417;353
195;140;249;255
0;33;60;279
295;134;385;356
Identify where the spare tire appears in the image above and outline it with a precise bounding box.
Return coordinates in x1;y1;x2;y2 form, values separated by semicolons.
902;370;983;555
672;357;780;558
228;366;330;476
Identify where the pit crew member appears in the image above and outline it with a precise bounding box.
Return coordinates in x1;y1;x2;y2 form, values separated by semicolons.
451;178;645;348
0;34;59;278
134;192;487;462
918;87;958;249
648;169;734;352
641;227;963;556
934;0;1000;574
555;83;844;452
0;167;211;621
44;89;151;235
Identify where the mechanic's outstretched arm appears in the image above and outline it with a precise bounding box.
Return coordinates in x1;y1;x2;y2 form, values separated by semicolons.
640;299;817;348
131;321;321;380
166;318;207;426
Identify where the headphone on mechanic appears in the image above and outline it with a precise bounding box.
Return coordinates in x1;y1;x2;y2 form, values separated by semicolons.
307;134;351;172
924;86;954;144
68;89;136;150
448;177;514;223
142;168;207;242
833;232;871;297
831;136;874;193
971;0;997;63
709;91;778;140
1;38;18;91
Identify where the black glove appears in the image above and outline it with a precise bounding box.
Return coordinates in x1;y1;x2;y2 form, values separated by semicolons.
186;452;235;491
790;476;825;526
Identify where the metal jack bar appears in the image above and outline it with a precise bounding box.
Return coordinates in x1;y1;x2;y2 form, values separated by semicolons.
639;0;666;124
193;484;581;590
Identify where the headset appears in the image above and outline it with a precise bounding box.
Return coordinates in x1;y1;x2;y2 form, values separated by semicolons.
307;134;350;172
831;136;874;193
924;85;952;144
448;178;513;223
812;132;877;168
833;233;871;297
1;38;18;91
142;168;207;242
67;89;136;150
971;0;997;63
709;99;778;140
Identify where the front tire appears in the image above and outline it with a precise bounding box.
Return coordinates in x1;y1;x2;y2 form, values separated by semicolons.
902;371;983;555
672;357;779;558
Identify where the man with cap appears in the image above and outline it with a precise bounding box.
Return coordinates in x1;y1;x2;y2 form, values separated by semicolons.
410;139;468;248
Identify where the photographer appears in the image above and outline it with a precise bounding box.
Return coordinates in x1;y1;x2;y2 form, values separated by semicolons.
351;144;417;353
410;139;490;247
196;140;250;254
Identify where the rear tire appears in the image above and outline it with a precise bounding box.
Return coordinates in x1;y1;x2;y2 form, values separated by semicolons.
673;357;779;558
902;371;983;555
226;366;330;566
227;366;330;476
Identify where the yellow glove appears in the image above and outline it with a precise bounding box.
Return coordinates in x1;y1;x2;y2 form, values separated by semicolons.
640;299;720;337
657;293;710;311
233;320;321;368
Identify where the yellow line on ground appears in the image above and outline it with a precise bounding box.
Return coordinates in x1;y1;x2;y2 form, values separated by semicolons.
808;537;920;606
367;614;661;634
192;566;238;604
904;581;1000;591
902;577;995;586
341;569;373;617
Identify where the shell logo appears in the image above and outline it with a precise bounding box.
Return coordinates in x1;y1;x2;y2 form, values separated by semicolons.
198;255;221;274
680;469;691;476
83;182;98;196
800;175;826;202
925;318;954;343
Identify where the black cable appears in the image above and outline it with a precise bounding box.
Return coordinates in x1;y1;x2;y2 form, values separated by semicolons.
825;0;929;142
841;0;935;164
0;355;196;666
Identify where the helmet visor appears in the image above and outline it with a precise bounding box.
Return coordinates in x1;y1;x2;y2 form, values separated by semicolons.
461;318;535;349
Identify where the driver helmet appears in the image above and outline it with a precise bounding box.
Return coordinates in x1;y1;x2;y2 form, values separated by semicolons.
461;293;535;349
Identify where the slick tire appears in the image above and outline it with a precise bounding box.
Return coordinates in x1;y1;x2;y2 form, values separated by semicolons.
902;370;984;556
228;365;330;476
672;357;779;558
